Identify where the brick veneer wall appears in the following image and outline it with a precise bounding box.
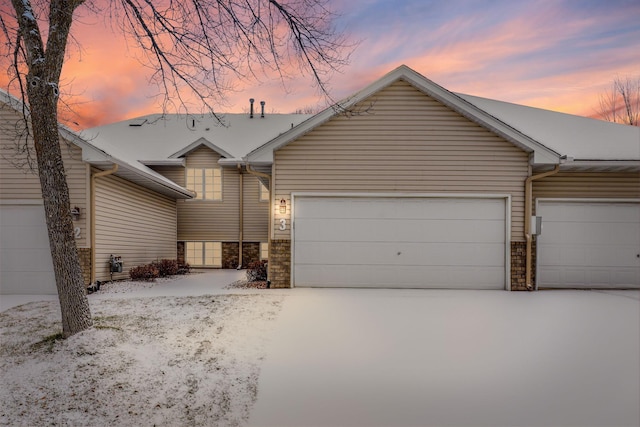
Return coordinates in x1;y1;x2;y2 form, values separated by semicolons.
78;248;91;285
177;242;185;265
510;241;530;291
222;242;240;269
242;242;260;268
269;240;291;288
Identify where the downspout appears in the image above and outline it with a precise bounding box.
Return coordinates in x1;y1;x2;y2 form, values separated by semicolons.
90;164;119;283
237;164;243;269
246;164;272;282
524;164;560;290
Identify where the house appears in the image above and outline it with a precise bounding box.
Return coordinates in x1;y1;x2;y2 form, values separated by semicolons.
84;108;312;274
0;90;309;293
2;65;638;294
244;65;640;290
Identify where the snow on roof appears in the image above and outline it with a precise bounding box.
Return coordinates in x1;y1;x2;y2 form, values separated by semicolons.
84;113;313;164
457;94;640;161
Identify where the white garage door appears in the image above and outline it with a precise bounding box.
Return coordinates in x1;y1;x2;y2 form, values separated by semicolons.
537;200;640;288
0;204;56;294
293;196;507;289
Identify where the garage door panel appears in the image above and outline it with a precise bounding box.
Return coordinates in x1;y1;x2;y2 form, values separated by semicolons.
537;201;640;288
1;204;57;294
295;197;504;221
295;241;505;266
295;218;505;243
295;264;504;289
294;196;507;289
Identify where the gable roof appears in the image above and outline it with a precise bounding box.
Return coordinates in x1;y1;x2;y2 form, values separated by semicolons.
457;93;640;164
84;113;313;165
0;89;194;199
245;65;640;171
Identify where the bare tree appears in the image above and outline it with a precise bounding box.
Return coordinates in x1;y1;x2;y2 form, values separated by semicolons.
597;76;640;126
1;0;351;337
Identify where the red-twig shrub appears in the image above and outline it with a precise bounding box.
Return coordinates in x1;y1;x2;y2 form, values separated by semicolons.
246;260;268;282
129;264;159;281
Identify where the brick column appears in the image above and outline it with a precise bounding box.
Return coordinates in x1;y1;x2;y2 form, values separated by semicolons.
269;240;291;288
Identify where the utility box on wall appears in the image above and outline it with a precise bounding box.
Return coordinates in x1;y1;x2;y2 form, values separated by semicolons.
109;255;123;273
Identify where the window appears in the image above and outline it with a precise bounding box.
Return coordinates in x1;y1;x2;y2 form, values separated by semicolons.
259;182;269;202
260;242;269;260
186;241;222;267
186;168;222;200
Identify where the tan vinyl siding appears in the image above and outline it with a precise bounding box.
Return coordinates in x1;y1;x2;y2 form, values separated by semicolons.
178;146;240;241
533;172;640;201
1;104;89;247
95;173;177;281
151;166;185;186
243;174;269;241
273;80;529;241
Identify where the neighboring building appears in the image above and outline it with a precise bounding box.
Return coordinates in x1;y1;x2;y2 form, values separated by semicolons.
0;90;192;293
2;65;638;294
0;90;311;294
245;65;640;290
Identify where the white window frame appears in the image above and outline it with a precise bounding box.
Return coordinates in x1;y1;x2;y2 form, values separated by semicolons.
186;168;222;201
260;242;269;260
259;182;270;202
185;241;222;267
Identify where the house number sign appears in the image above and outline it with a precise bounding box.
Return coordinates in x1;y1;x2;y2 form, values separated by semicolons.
279;218;287;231
74;227;81;238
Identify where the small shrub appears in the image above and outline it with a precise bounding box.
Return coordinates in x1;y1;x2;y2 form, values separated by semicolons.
153;259;179;277
129;264;159;281
177;262;191;275
246;260;267;282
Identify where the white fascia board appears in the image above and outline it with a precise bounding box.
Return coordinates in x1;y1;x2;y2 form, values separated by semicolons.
169;137;233;159
246;65;561;165
218;158;245;167
140;159;185;167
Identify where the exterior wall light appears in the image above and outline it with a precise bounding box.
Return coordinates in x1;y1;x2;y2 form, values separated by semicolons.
279;198;287;214
71;206;81;221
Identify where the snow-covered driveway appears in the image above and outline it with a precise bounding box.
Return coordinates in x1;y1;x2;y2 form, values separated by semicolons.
249;288;640;427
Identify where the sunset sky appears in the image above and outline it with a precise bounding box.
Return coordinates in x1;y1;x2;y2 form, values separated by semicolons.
3;0;639;129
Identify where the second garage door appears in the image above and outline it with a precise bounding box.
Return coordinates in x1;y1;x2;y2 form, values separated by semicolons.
292;196;508;289
0;203;56;294
536;200;640;288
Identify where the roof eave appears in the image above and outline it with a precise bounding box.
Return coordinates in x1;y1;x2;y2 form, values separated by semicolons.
246;65;562;164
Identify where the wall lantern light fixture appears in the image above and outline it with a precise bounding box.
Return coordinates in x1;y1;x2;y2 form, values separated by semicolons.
71;206;81;221
279;198;287;214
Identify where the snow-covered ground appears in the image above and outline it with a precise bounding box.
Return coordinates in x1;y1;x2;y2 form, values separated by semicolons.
1;277;639;427
0;275;283;426
249;288;640;427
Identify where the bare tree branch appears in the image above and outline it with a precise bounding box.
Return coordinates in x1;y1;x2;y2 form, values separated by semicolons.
597;76;640;126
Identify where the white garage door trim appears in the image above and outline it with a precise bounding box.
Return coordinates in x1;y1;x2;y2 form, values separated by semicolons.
535;198;640;289
0;200;56;295
291;193;511;290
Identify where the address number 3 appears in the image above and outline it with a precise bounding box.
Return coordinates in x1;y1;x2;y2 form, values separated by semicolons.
279;218;287;231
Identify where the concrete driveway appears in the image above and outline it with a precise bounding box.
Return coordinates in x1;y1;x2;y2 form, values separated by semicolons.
248;288;640;427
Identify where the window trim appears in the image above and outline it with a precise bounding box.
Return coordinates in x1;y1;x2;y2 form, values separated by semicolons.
185;167;223;201
185;241;222;267
259;181;270;202
260;242;269;260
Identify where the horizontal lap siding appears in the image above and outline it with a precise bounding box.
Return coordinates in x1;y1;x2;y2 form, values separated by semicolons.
1;104;89;247
95;174;177;281
243;175;269;241
274;80;529;241
533;172;640;202
178;146;240;241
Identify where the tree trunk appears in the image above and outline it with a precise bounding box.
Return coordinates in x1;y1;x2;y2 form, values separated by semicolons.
27;84;92;338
